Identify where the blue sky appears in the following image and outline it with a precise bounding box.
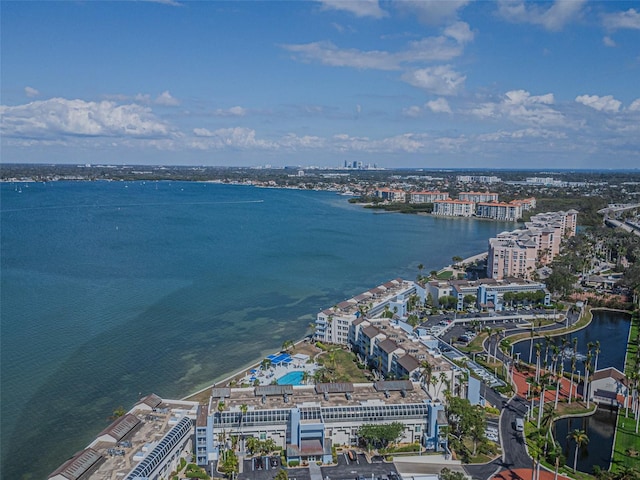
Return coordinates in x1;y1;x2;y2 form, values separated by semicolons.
1;0;639;169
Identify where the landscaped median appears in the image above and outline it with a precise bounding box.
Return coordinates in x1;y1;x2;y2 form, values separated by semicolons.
611;310;640;472
502;306;593;348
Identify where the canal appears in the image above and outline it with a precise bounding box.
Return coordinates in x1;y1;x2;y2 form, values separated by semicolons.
512;309;632;473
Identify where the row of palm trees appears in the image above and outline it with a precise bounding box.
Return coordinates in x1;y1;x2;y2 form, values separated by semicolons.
419;360;454;400
527;399;589;480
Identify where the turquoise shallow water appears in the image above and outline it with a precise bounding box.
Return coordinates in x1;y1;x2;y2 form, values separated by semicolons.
0;181;510;478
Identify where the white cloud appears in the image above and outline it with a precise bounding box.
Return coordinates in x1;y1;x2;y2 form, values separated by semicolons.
402;105;423;117
478;128;567;141
629;99;640;112
402;65;466;96
317;0;388;18
24;86;40;98
191;127;276;149
282;30;468;71
505;90;554;105
282;41;400;70
426;97;452;113
603;8;640;31
470;90;565;126
576;94;622;113
496;0;586;31
603;36;616;47
394;0;471;26
279;133;326;149
134;93;152;103
444;21;474;44
155;90;180;106
0;98;170;138
214;106;247;117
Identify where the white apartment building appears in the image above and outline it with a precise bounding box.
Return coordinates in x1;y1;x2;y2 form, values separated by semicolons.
487;210;578;279
487;232;539;280
202;382;447;467
432;199;475;217
315;279;425;345
374;188;406;203
48;395;200;480
476;202;523;221
458;192;499;203
409;191;449;203
510;197;537;211
456;175;501;184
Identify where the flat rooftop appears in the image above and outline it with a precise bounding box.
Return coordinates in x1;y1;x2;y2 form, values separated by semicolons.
81;398;199;480
321;279;416;316
208;382;431;414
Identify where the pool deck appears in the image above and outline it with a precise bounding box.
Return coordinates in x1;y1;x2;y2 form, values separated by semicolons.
241;361;318;386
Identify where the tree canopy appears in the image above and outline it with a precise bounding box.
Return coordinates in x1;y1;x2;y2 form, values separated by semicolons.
357;422;405;450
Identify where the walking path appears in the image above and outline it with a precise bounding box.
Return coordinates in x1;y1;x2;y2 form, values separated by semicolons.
491;467;571;480
511;369;581;403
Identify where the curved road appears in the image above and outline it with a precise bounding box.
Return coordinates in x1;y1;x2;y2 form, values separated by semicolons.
463;308;582;480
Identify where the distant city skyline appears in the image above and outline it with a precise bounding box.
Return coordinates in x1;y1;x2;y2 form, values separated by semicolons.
1;0;639;168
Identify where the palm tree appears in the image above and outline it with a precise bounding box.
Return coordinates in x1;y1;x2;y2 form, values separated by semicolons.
420;360;433;391
543;335;552;371
261;358;272;371
535;342;542;382
538;373;552;429
548;441;565;480
554;348;564;409
485;327;493;362
239;403;248;451
527;377;541;419
594;340;601;373
301;370;310;385
584;346;594;408
436;371;449;399
567;429;589;472
569;354;577;404
540;403;557;434
417;263;424;281
282;339;294;353
529;327;535;364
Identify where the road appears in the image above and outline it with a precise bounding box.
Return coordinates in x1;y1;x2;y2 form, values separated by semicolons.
460;307;583;480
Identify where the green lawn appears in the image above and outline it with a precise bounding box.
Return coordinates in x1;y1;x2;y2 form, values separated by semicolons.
318;348;370;383
436;270;454;280
611;412;640;471
611;311;640;472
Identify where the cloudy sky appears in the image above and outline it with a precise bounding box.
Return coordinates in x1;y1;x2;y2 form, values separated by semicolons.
1;0;639;169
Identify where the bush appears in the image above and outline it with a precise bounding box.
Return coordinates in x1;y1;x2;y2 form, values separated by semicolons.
388;443;420;453
288;461;300;467
185;471;209;479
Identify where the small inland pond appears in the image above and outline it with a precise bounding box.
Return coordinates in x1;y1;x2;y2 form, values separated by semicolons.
553;406;618;473
513;309;632;472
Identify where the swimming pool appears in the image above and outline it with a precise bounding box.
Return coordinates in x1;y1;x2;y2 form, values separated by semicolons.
276;371;304;385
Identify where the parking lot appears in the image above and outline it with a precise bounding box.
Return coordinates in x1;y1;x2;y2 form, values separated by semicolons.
238;453;401;480
322;453;401;480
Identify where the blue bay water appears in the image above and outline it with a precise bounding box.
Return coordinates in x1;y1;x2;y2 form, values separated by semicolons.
1;181;511;479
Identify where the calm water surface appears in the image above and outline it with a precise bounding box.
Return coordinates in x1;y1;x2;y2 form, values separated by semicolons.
554;407;618;473
1;181;511;479
512;310;631;373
